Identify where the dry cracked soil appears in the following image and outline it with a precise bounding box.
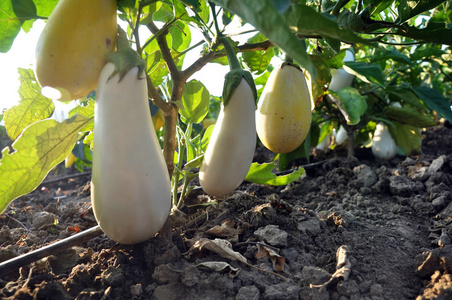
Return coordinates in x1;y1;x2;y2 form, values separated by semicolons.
0;124;452;300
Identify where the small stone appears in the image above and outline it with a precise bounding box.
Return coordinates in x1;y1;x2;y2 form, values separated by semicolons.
236;285;260;300
101;266;124;287
152;264;181;284
389;176;417;197
254;225;288;247
353;165;378;188
432;196;447;210
301;266;330;286
130;284;143;298
32;211;58;230
151;283;184;300
298;218;321;237
264;283;300;300
181;265;200;287
370;283;384;297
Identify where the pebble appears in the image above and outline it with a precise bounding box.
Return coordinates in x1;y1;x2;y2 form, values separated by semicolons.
130;284;143;298
298;218;321;237
264;283;300;300
353;165;378;188
152;264;181;284
254;225;288;247
32;211;58;230
101;266;124;287
236;285;260;300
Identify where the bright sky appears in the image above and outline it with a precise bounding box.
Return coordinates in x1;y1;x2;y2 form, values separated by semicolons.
0;19;235;112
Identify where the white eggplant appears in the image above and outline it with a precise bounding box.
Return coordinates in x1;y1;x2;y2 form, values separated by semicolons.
91;62;171;244
199;78;256;197
329;50;355;92
334;125;348;145
372;122;398;160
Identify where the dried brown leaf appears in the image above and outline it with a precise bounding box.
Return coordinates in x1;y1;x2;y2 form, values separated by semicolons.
255;244;286;272
185;238;248;264
206;219;243;241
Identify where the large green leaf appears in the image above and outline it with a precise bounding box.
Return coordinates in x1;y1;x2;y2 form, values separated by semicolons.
169;20;191;53
201;125;214;152
399;0;447;22
245;162;305;186
383;106;437;128
387;122;422;156
343;62;385;86
336;87;368;125
411;86;452;123
33;0;58;17
386;87;426;110
242;33;274;75
3;68;54;141
180;80;210;124
395;22;452;45
0;0;33;52
0;114;93;213
285;4;373;46
210;0;314;76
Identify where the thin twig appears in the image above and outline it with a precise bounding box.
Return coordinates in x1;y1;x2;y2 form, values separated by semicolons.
40;171;92;186
4;214;30;232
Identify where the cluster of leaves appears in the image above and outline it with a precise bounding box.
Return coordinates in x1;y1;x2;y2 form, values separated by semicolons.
0;0;451;213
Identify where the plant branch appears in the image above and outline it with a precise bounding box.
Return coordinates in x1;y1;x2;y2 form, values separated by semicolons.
146;20;181;80
331;0;350;16
141;18;178;51
146;75;169;111
182;40;274;79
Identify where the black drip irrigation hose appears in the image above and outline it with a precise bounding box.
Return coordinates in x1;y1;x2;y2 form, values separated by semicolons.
0;160;328;277
0;225;103;277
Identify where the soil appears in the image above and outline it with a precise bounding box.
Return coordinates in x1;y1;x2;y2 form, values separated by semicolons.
1;125;452;300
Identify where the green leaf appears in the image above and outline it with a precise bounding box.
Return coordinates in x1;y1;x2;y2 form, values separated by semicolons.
245;162;305;186
169;20;191;53
201;125;214;152
285;4;374;46
185;154;204;169
0;114;93;213
343;61;385;86
411;86;452;123
387;122;421;156
33;0;59;17
383;106;437;128
68;99;95;119
242;33;274;75
68;100;95;132
153;3;174;23
371;49;412;65
210;0;315;76
401;0;447;22
0;1;26;52
271;0;291;14
3;68;54;141
395;22;452;45
186;134;201;163
386;87;426;110
180;80;210;124
144;40;169;86
372;0;396;16
336;87;367;125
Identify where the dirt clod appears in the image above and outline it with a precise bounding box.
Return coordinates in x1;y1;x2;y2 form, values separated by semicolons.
1;126;452;299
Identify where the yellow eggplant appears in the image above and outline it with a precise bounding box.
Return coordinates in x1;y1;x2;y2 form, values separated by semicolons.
91;62;171;245
256;63;312;153
35;0;117;101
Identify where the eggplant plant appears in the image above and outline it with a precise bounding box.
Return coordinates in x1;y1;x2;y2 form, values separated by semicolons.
1;0;451;243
